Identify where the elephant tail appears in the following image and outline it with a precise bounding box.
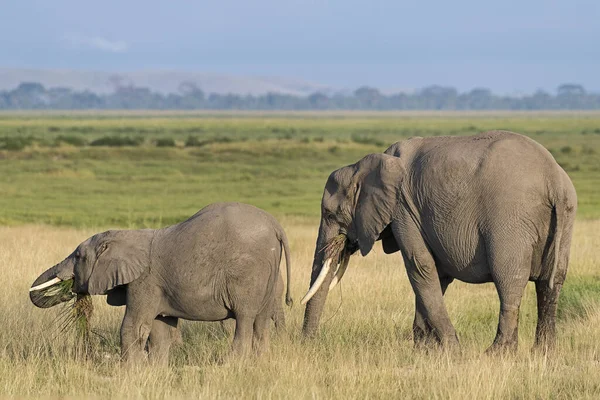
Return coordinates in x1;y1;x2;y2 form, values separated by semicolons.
547;201;564;290
278;228;293;307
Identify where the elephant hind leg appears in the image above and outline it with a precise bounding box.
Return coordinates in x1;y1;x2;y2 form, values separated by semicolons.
534;280;563;352
232;314;255;356
486;245;531;353
148;316;179;366
273;303;286;333
253;310;271;355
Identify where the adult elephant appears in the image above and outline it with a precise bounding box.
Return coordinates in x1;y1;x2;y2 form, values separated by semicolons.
301;131;577;352
30;202;292;364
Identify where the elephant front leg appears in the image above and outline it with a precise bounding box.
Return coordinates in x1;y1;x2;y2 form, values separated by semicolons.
405;255;459;348
393;216;459;348
147;316;179;366
120;293;161;365
413;276;454;347
120;312;153;365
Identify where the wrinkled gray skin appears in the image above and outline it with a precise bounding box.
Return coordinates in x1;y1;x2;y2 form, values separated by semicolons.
302;131;577;352
30;202;293;364
219;275;286;335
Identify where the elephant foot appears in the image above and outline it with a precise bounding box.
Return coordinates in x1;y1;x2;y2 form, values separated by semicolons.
485;340;518;355
438;333;460;348
413;334;440;350
531;338;556;355
413;332;460;353
487;326;519;354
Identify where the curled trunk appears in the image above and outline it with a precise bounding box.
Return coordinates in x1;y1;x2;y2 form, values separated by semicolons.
29;258;75;308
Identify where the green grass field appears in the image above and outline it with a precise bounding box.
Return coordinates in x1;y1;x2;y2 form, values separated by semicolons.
1;112;599;226
1;112;599;399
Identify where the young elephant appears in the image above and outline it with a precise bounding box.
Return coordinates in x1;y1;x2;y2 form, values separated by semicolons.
30;202;293;364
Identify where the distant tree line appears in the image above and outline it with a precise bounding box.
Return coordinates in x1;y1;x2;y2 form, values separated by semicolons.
1;82;599;110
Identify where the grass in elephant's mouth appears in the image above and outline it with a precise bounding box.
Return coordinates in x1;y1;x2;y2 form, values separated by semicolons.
322;234;348;262
54;290;94;351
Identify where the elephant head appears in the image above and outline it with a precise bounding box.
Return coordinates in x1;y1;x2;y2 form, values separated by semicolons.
29;230;154;308
301;153;405;336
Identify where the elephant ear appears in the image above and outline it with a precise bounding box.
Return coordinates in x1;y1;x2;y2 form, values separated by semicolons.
353;154;404;256
87;238;149;295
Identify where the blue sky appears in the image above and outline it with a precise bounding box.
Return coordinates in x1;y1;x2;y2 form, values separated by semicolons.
1;0;599;93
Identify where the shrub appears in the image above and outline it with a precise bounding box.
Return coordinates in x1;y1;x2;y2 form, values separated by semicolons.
89;136;143;147
185;136;233;147
351;135;385;147
155;138;176;147
0;136;34;151
560;146;573;154
55;135;87;147
185;136;204;147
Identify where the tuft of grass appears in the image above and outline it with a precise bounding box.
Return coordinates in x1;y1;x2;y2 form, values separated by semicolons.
52;291;94;358
558;276;600;321
73;294;94;353
322;233;348;261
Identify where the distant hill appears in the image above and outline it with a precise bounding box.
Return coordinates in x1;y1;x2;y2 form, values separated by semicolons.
0;68;336;96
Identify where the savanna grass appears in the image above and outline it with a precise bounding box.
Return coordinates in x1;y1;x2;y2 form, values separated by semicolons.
2;221;600;398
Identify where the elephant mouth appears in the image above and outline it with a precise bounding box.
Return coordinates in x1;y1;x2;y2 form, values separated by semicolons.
300;234;356;305
30;278;76;308
345;241;359;255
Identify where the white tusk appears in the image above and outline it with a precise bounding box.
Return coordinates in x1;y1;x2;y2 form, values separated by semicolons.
300;258;332;305
29;277;62;292
329;251;350;291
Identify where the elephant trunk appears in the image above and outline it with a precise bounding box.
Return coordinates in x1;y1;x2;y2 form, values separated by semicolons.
29;258;76;308
301;228;339;337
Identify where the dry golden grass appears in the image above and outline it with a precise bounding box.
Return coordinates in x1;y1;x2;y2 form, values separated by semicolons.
1;219;599;399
